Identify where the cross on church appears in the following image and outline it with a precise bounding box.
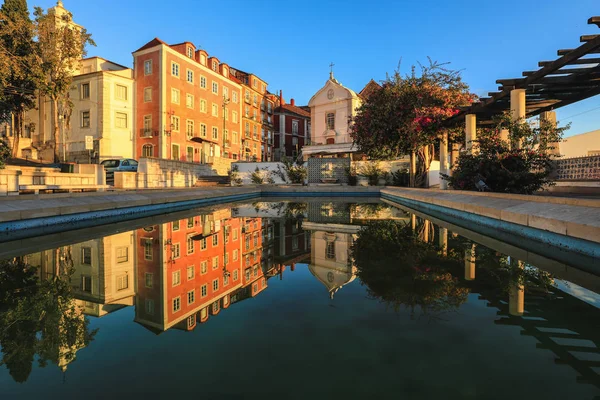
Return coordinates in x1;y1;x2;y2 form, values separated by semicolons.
329;62;335;79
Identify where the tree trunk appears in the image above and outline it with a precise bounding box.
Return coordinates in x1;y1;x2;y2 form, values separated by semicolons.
11;112;22;158
52;97;60;162
409;151;416;187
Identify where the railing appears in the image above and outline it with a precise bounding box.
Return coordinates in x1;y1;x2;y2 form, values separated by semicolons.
555;155;600;181
140;128;155;138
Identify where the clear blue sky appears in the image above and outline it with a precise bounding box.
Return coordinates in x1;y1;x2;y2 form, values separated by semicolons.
30;0;600;136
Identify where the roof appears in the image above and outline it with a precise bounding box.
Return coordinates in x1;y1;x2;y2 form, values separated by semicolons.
81;56;130;70
358;79;381;99
132;38;167;54
276;103;310;118
449;16;600;126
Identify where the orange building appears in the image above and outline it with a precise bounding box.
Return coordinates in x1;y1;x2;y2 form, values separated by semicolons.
133;39;244;164
134;211;275;333
229;69;275;161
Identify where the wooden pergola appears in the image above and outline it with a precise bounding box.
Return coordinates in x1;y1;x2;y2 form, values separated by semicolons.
438;16;600;189
449;16;600;126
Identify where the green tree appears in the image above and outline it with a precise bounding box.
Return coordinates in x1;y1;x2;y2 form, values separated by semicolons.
350;60;474;187
33;5;94;162
0;0;40;158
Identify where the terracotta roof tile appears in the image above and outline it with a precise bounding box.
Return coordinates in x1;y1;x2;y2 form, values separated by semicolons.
133;38;167;54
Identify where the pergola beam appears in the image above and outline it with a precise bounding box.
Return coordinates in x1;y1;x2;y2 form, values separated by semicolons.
538;58;600;67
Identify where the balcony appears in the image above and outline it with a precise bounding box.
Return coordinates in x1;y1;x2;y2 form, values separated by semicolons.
244;96;251;104
260;103;265;111
140;128;155;138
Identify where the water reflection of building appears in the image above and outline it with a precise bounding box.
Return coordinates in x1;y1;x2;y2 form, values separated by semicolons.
134;209;275;333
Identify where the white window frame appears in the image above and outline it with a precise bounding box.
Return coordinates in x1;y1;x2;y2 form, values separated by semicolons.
171;61;180;77
186;93;194;109
212;81;218;94
187;69;194;84
115;112;128;129
171;88;180;104
144;59;152;75
143;87;152;102
172;296;181;313
200;75;207;89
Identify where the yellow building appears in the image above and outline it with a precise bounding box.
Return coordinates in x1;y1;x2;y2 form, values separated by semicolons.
559;129;600;158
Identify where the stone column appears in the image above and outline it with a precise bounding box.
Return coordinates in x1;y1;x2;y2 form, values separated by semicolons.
510;89;526;149
411;214;416;233
439;227;448;257
464;243;476;281
500;129;509;144
450;143;460;170
465;114;476;154
440;132;449;189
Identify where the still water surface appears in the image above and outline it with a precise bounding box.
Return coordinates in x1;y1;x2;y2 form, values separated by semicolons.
0;200;599;399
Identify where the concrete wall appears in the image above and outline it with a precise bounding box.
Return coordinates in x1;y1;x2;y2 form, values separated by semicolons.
114;157;216;189
232;162;287;185
560;130;600;158
0;164;106;195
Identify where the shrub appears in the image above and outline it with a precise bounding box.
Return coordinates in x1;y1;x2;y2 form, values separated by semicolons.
358;162;382;186
391;168;410;186
275;158;307;184
250;167;264;184
0;140;10;169
228;164;242;186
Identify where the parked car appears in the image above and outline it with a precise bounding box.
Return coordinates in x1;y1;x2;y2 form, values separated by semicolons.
101;159;138;185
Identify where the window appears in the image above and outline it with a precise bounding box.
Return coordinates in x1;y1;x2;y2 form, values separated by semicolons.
187;47;193;58
212;60;218;71
187;217;194;228
212;234;218;247
188;290;195;305
200;261;207;275
224;273;229;286
171;115;180;132
224;251;229;264
81;83;90;99
292;120;299;134
245;268;251;281
245;255;250;267
326;241;335;259
144;87;152;102
292;236;299;251
187;69;194;83
81;111;90;128
212;103;218;117
116;84;127;100
232;91;238;103
81;276;92;293
172;270;181;286
292;136;298;146
233;249;238;261
245;235;250;250
232;131;238;145
253;125;258;139
212;301;219;313
224;109;228;121
261;83;265;92
201;284;207;297
186;93;194;109
233;228;238;241
187;234;195;254
145;299;154;315
186;146;193;161
200;76;207;89
172;296;181;313
253;266;258;277
253;94;258;106
200;99;207;113
200;238;207;250
233;269;239;281
172;242;180;258
186;266;195;281
253;233;258;247
171;62;180;77
171;88;180;104
187;315;195;328
223;87;229;99
232;111;238;124
252;78;257;88
200;123;207;138
142;144;153;157
186;120;194;138
117;274;128;290
81;247;92;264
245;91;250;103
115;112;128;128
212;82;218;94
144;239;153;260
144;59;152;75
116;246;128;263
212;127;218;140
212;279;219;292
326;112;335;130
172;220;180;231
212;256;219;270
145;272;153;288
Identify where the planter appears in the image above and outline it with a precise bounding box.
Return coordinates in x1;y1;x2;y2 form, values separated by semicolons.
320;178;338;184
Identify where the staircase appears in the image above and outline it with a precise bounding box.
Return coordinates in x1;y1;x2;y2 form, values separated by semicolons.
194;175;231;187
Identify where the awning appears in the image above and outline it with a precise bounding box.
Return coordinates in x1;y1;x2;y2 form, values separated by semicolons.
301;142;358;156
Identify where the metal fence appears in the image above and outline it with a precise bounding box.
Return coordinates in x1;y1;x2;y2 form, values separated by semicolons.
555;155;600;181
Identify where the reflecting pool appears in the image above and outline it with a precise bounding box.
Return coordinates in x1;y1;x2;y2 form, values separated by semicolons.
1;199;599;399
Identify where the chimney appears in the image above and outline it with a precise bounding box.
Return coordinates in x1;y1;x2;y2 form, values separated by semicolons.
280;90;285;106
290;98;295;106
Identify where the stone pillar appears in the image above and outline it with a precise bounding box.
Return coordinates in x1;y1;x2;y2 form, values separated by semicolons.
509;261;525;316
440;132;449;189
465;114;477;154
439;227;448;257
450;143;460;170
464;243;476;281
510;89;526;149
500;129;509;144
411;214;416;233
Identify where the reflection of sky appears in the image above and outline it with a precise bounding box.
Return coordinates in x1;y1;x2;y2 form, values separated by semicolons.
555;280;600;309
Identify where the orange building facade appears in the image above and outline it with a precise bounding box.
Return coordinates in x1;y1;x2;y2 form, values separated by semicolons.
133;39;245;164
